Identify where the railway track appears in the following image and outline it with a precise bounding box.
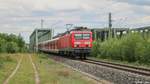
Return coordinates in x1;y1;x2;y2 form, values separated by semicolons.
50;55;150;76
50;55;150;83
83;59;150;76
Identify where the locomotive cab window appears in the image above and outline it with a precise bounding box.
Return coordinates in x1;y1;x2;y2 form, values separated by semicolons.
83;34;90;39
74;34;82;40
74;33;90;40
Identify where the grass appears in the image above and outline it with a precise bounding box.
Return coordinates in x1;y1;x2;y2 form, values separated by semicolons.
0;54;18;83
32;53;97;84
0;53;98;84
9;54;35;84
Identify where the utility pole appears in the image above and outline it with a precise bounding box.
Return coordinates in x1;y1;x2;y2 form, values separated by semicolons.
109;12;112;38
41;19;44;28
52;29;54;38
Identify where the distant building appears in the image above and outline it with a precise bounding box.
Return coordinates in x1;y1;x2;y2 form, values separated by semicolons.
30;28;52;52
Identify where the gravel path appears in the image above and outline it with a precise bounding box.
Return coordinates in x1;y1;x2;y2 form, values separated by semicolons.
3;55;23;84
29;55;40;84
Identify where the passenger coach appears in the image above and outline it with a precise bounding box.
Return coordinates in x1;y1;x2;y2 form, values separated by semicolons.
38;27;93;59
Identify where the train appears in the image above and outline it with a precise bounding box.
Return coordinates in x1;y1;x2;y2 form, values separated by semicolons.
38;27;93;59
34;26;150;59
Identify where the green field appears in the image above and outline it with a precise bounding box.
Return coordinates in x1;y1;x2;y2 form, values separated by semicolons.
0;53;98;84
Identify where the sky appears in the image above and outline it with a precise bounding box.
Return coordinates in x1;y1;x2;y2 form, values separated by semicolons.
0;0;150;43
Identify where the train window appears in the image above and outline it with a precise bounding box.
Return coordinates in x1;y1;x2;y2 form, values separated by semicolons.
83;34;90;39
74;34;82;40
74;33;90;40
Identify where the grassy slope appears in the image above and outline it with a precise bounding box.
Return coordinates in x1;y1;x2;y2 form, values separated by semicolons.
0;54;18;83
32;54;97;84
9;54;35;84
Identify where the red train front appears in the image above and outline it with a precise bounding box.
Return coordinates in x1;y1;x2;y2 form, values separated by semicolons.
71;31;92;58
38;27;92;59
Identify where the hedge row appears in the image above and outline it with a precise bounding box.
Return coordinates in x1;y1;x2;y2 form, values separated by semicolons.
92;33;150;64
0;33;27;53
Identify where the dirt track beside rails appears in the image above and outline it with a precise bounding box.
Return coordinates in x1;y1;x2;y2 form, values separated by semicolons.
29;55;40;84
3;55;40;84
3;55;23;84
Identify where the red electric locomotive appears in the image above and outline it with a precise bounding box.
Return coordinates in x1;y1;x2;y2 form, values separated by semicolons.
38;27;92;59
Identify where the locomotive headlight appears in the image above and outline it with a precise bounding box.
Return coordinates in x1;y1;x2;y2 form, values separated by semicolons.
74;44;77;47
74;44;79;47
74;42;81;44
84;42;90;44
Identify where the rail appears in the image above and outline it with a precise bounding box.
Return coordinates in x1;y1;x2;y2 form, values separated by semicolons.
82;59;150;76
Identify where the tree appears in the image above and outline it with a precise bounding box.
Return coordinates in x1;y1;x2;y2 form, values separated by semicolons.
0;33;27;53
6;42;19;53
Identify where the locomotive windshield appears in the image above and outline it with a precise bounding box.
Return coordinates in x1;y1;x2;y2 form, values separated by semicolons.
74;34;82;40
74;33;90;40
83;34;90;39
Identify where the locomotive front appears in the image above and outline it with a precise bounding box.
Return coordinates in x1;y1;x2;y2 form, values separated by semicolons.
71;31;92;59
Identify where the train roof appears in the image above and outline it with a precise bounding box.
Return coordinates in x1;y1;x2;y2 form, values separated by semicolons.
53;26;91;39
70;31;92;33
38;37;59;44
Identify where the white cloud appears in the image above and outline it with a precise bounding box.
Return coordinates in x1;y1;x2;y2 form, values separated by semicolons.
0;0;150;43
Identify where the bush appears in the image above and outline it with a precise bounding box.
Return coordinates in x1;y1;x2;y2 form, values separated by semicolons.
92;33;150;64
0;33;28;53
121;34;144;62
6;42;19;53
0;38;7;53
0;56;4;67
135;40;150;64
91;41;100;57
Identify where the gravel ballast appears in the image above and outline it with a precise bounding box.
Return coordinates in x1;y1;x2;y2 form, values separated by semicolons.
51;56;150;84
